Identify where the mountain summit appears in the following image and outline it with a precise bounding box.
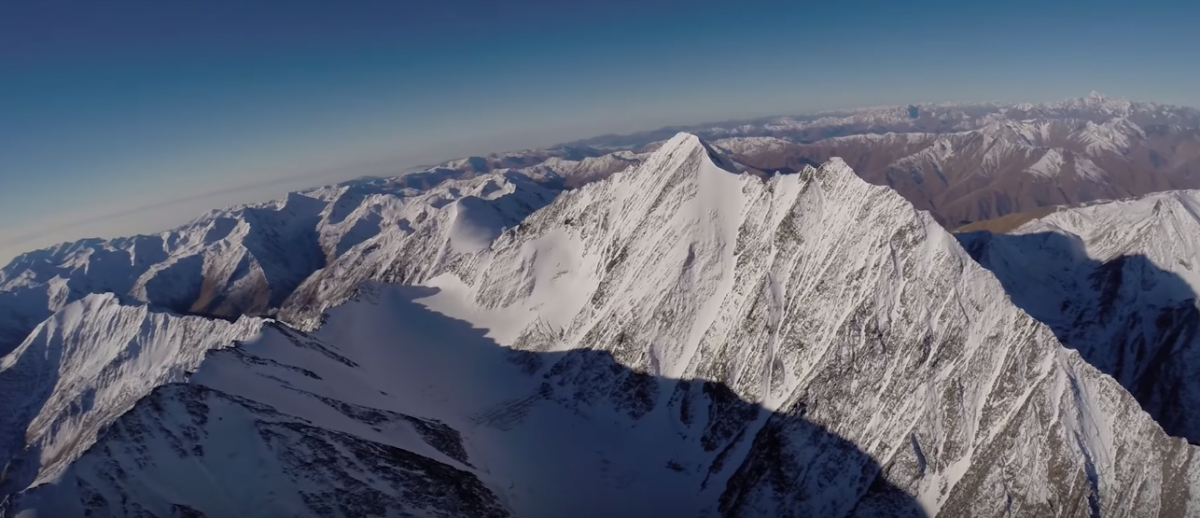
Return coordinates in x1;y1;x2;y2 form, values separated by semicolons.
6;133;1200;516
559;95;1200;230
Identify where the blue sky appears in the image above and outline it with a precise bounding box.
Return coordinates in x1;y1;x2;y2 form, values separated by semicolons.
1;0;1198;262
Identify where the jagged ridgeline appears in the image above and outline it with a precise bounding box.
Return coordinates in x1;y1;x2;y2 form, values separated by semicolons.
3;132;1200;517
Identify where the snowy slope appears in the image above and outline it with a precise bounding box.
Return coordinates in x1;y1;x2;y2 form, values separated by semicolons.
3;283;769;517
426;133;1200;515
0;157;604;358
0;294;263;496
0;192;327;357
7;133;1200;517
959;189;1200;443
278;171;558;330
5;93;1195;361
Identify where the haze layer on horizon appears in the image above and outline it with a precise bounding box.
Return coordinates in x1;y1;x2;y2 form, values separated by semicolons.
2;0;1198;263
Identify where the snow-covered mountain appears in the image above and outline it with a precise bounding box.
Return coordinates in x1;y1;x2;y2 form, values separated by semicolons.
714;106;1200;226
0;294;263;496
0;191;328;357
9;93;1196;361
959;189;1200;444
279;171;560;329
0;151;640;359
568;94;1200;228
424;133;1200;515
6;133;1200;516
416;145;646;189
0;148;630;512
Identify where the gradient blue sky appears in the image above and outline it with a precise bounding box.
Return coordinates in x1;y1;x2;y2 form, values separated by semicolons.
2;0;1198;262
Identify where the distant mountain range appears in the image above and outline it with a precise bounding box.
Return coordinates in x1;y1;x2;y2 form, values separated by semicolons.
3;95;1200;517
567;93;1200;228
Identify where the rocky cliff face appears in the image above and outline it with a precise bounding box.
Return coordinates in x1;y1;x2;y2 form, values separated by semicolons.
430;133;1200;516
0;293;263;496
5;133;1200;517
959;189;1200;444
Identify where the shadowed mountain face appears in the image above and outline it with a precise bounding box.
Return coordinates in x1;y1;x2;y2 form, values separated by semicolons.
960;230;1200;444
0;173;561;358
7;133;1200;516
6;95;1196;358
0;295;264;500
4;285;928;518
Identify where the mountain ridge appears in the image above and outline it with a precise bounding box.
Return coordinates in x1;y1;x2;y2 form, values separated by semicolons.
959;187;1200;443
549;93;1200;227
4;131;1200;516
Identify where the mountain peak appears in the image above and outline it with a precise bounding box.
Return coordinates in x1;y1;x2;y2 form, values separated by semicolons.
818;156;852;176
1071;91;1134;113
661;131;716;158
12;93;1200;516
665;130;705;146
636;132;741;178
796;156;870;190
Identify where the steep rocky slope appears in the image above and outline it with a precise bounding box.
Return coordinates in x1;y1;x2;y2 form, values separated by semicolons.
0;294;263;496
959;189;1200;443
428;133;1200;516
11;93;1196;359
6;134;1200;517
0;166;582;358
